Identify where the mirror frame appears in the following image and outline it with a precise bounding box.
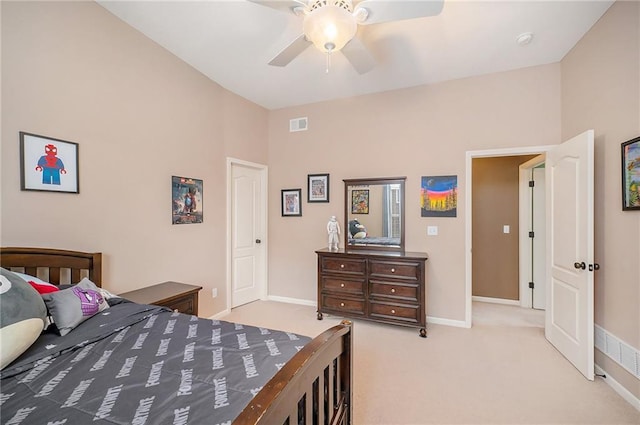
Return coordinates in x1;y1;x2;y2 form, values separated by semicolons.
343;176;406;252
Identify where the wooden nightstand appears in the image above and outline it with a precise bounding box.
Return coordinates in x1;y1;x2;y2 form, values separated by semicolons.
119;281;203;315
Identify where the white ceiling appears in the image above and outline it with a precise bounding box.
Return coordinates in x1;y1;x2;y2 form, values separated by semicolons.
97;0;614;110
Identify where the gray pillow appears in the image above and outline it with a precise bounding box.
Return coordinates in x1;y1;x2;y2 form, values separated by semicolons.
0;268;48;369
42;278;109;336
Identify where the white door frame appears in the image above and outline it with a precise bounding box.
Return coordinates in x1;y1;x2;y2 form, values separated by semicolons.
226;157;268;313
464;145;554;328
518;155;546;309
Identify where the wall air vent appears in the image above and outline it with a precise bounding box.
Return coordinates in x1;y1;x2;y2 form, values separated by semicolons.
290;117;308;132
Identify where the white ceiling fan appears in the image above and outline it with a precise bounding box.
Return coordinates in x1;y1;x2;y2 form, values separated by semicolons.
249;0;444;74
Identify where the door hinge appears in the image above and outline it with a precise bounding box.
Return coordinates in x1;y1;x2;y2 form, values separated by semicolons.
529;231;535;238
528;180;535;187
529;282;534;289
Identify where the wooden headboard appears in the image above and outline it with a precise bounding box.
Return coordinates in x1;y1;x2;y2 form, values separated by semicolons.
0;247;102;287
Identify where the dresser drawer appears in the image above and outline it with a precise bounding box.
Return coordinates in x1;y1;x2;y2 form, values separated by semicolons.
321;276;365;296
369;301;420;324
322;294;365;316
156;295;195;315
370;280;418;302
369;260;420;281
321;257;366;276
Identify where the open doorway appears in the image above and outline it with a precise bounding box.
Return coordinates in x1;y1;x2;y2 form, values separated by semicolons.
464;145;553;328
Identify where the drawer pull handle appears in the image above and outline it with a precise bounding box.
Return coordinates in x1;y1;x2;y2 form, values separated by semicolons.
340;264;345;268
391;268;396;273
391;309;396;314
340;302;345;307
391;288;396;293
340;283;345;287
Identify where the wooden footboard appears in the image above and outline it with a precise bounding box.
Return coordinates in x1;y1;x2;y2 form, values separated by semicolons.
235;320;353;425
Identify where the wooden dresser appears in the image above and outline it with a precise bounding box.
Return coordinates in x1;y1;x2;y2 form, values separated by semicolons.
316;248;428;337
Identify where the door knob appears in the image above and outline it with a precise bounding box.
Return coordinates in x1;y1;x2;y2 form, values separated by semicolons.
589;263;600;272
574;262;586;270
255;239;262;244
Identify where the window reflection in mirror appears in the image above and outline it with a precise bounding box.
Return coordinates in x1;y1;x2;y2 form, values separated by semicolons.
344;177;405;252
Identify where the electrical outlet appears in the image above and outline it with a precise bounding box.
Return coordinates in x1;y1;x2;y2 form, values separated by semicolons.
427;226;438;236
212;288;218;298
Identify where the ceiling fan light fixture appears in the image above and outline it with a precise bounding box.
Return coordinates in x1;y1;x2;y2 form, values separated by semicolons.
303;4;357;53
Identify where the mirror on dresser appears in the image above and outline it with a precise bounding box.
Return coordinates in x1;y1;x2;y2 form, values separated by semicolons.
343;177;406;252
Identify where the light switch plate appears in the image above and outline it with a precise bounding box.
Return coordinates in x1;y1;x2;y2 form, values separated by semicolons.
503;225;510;234
427;226;438;236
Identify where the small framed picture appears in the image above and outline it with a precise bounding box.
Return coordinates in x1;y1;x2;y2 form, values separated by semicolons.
621;136;640;210
351;189;369;214
172;176;203;224
282;188;302;216
308;173;330;203
20;132;79;193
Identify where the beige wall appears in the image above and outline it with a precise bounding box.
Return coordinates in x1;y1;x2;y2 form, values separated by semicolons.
561;0;640;399
472;155;535;301
0;1;268;318
267;64;562;320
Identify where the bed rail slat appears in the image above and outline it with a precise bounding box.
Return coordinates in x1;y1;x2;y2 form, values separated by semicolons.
323;366;330;425
71;268;82;284
49;267;61;285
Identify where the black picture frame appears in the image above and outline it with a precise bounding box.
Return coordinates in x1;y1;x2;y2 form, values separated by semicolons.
351;189;369;214
307;173;330;203
282;188;302;216
621;136;640;210
20;132;79;194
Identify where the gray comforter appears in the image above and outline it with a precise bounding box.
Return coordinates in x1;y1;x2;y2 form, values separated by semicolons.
1;300;310;424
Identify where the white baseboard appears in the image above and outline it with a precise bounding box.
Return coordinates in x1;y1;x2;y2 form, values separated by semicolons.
266;295;316;307
427;315;468;328
472;296;520;306
209;309;230;320
595;364;640;412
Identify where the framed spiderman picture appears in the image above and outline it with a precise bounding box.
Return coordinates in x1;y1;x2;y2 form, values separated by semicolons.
20;132;79;193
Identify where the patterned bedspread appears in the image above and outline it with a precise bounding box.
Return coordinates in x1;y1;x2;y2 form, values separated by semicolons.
0;300;310;424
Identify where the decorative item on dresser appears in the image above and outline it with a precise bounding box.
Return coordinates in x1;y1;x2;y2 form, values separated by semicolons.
316;248;428;337
118;281;202;315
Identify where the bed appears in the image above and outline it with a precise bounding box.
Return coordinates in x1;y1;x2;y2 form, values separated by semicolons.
0;247;353;425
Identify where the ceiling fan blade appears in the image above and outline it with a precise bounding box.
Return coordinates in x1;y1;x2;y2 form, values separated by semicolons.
268;34;312;66
247;0;308;15
354;0;444;25
341;37;376;74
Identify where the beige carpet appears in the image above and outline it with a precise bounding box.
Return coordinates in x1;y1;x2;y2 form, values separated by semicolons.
222;301;639;425
472;301;545;328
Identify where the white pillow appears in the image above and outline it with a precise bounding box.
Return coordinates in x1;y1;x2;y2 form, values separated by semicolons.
12;272;51;286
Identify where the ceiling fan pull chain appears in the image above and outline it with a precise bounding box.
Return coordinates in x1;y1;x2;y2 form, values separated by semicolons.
325;42;335;73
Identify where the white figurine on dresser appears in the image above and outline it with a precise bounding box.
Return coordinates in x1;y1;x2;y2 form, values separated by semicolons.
327;216;340;251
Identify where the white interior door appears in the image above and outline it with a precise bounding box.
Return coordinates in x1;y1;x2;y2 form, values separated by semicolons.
230;161;266;308
545;130;594;380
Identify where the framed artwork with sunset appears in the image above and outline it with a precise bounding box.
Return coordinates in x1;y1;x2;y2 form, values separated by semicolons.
420;175;458;217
